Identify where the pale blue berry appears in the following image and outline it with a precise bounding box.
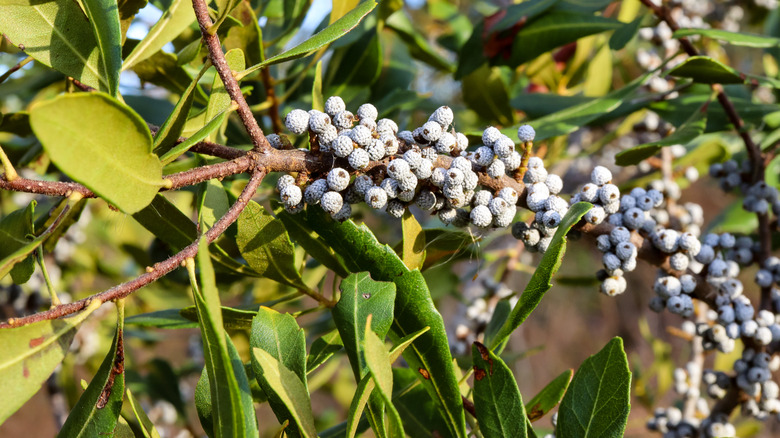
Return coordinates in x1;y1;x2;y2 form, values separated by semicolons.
482;126;501;147
320;191;343;215
590;166;612;186
356;103;378;121
348;148;370;170
517;124;535;142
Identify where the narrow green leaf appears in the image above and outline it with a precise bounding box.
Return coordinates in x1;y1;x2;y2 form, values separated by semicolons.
193;336;258;438
29;93;163;214
204;49;244;143
490;203;592;351
198;179;230;231
187;240;257;438
363;317;404;437
118;0;148;43
609;16;643;50
153;62;210;155
503;69;654;141
346;373;376;438
388;327;430;362
471;342;527;438
302;207;467;438
385;11;454;72
274;202;350;278
125;309;198;329
160;108;233;164
312;60;324;112
236;201;306;288
401;210;426;271
615;101;709;166
667;56;744;84
333;273;397;378
525;369;573;422
554;0;613;13
392;368;450;438
557;337;631;438
0;0;109;91
133;194;259;276
180;305;257;331
462;65;516;126
213;0;241;31
674;28;780;48
491;0;560;33
58;301;126;437
0;300;102;424
250;307;310;436
0;201;35;284
41;198;88;253
306;330;344;373
122;0;196;71
251;348;317;437
125;387;162;438
501;11;623;67
239;1;378;77
82;0;122;96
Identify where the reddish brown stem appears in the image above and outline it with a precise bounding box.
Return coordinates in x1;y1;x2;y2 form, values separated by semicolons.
0;168;266;328
192;0;272;153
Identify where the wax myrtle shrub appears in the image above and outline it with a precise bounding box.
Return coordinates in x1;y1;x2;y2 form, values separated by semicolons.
1;0;780;436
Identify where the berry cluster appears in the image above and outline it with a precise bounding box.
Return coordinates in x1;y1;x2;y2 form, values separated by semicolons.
510;156;568;253
274;99;532;231
710;160;780;216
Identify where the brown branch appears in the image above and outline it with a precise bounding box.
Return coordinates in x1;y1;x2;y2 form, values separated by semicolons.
0;55;32;85
0;166;266;328
260;67;284;134
192;0;272;153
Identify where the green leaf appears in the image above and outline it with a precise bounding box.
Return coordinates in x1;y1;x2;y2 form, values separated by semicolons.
274;201;350;278
609;16;643;50
385;11;454;72
0;300;101;424
125;309;198;329
346;373;377;438
333;272;396;378
554;0;613;12
332;273;396;437
312;60;325;112
491;0;560;33
615;101;709;165
462;65;516;126
193;336;258;438
180;305;258;330
153;62;210;156
133;194;258;276
471;342;527;438
0;0;110;92
223;1;264;67
204;49;245;143
363;317;404;437
239;1;378;78
251;348;317;438
514;69;651;141
130;49;208;102
118;0;148;43
490;203;592;351
236;200;306;288
82;0;122;96
302;207;467;438
667;56;744;84
41;197;88;253
160;107;233;165
198;179;230;231
250;307;312;436
500;11;623;67
525;369;572;422
187;240;258;438
401;210;426;271
213;0;241;31
58;301;126;437
0;201;35;284
306;330;343;373
125;387;162;438
122;0;196;71
29;93;163;214
673;28;780;48
557;337;631;438
392;368;451;438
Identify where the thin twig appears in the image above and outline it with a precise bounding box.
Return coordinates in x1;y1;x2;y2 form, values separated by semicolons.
0;167;266;328
192;0;272;153
0;55;33;85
